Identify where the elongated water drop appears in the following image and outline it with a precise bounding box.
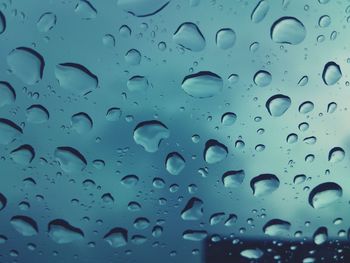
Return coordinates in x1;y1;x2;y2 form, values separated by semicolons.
104;228;128;248
182;71;223;98
251;0;269;23
309;182;342;209
263;219;291;236
328;147;345;163
48;219;84;244
322;62;341;85
10;216;38;236
165;152;185;175
173;22;205;51
54;146;87;173
250;174;280;196
0;81;16;107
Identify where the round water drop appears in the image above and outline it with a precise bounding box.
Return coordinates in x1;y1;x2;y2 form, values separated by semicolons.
54;146;87;173
328;147;345;163
240;248;264;259
131;235;147;245
254;70;272;87
222;170;245;188
125;49;141;65
266;94;291;117
117;0;170;17
309;182;342;209
287;133;298;144
182;230;207;241
134;217;150;230
181;71;223;98
173;22;206;52
319;15;331;27
181;197;203;220
0;81;16;107
102;34;115;47
55;63;98;94
0;193;7;211
299;101;314;114
322;62;341;85
0;118;22;145
133;120;170;153
204;139;228;164
75;0;97;20
104;228;128;248
10;216;38;236
120;174;139;188
71;112;93;134
263;219;291;236
313;227;328;245
37;12;57;32
119;25;131;37
221;112;237;126
215;28;236;50
0;11;6;34
48;219;84;244
250;174;280;196
10;145;35;165
7;47;44;85
106;107;121;121
271;17;306;45
127;76;149;91
327;102;337;113
251;0;269;23
101;193;114;205
303;136;315;145
293;174;306;184
128;201;141;212
26;105;49;124
228;74;239;84
165;152;185;175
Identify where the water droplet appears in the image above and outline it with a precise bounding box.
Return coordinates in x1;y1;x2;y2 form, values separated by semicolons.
209;212;225;225
240;248;264;259
106;107;121;121
313;227;328;245
26;105;49;124
254;70;272;87
250;174;280;196
299;101;314;114
293;174;306;184
10;216;38;236
221;112;237;126
0;81;16;107
7;47;44;85
182;230;207;241
224;214;237;226
204;139;228;164
322;62;342;85
215;28;236;49
117;0;170;17
173;22;206;51
133;218;150;230
165;152;185;175
119;25;131;37
10;144;35;165
0;11;6;34
127;76;149;91
48;219;84;244
102;34;115;47
298;75;309;86
133;120;170;153
181;197;203;220
120;174;139;188
287;133;298;144
0;118;22;145
54;146;87;173
263;219;291;236
125;49;141;65
328;147;345;163
55;63;98;94
71;112;93;134
37;12;57;32
318;15;331;28
266;94;291;117
327;102;337;113
251;0;269;23
181;71;223;98
271;17;306;45
309;182;342;209
222;170;245;188
75;0;97;20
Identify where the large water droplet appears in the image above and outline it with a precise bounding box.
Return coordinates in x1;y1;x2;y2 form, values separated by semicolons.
266;94;291;117
251;0;269;23
0;118;22;145
71;112;93;134
328;147;345;163
26;105;49;124
0;81;16;107
309;182;342;209
173;22;206;51
75;0;97;20
37;12;57;32
181;197;204;220
293;174;306;184
299;101;314;114
271;17;306;45
250;174;280;196
106;107;121;121
120;174;139;188
104;228;128;248
240;248;264;259
7;47;45;85
54;146;87;173
10;216;38;236
204;139;228;164
117;0;170;17
209;212;225;225
322;62;342;85
181;71;223;98
254;70;272;87
313;227;328;245
165;152;185;175
182;230;207;241
55;63;98;94
221;112;237;126
222;170;245;188
48;219;84;244
127;76;149;91
10;145;35;165
215;28;236;50
125;49;141;65
133;120;170;153
0;11;5;34
263;219;291;236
